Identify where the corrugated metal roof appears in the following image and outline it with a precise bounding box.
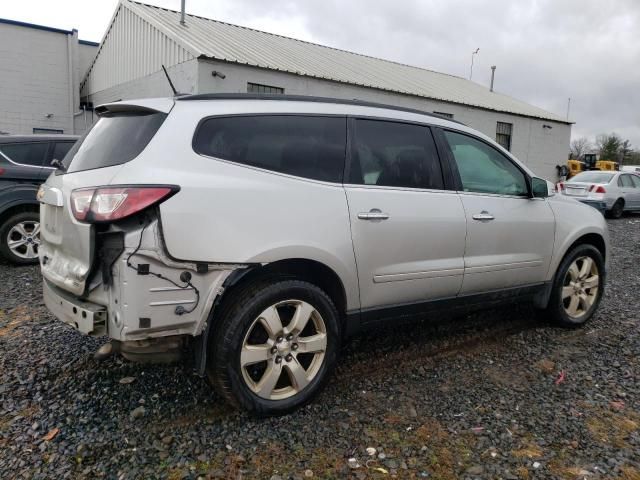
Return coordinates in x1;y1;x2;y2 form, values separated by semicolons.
109;1;569;123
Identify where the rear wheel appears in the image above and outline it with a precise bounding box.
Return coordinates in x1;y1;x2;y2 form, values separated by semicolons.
0;211;41;265
544;244;604;327
208;279;340;415
607;199;624;219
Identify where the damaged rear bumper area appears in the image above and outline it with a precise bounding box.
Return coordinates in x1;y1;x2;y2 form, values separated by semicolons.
41;215;247;361
44;279;107;335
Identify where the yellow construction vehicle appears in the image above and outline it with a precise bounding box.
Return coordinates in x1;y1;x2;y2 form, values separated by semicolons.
595;160;619;171
567;159;584;178
562;154;619;179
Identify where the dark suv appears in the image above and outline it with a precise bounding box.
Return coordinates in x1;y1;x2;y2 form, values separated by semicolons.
0;135;78;264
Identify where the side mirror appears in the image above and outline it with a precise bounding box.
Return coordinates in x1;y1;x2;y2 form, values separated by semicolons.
531;177;549;198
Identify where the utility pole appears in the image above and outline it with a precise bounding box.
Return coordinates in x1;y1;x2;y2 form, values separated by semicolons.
490;66;496;92
469;48;480;80
566;97;571;121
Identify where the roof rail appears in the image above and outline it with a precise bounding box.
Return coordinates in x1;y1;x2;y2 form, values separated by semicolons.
177;93;465;125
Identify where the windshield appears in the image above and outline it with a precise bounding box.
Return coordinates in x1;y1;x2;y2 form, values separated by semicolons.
62;111;166;173
569;172;614;183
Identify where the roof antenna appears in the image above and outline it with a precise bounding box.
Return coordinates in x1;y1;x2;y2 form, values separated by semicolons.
162;64;179;96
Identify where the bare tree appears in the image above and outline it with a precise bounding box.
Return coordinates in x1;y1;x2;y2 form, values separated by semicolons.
569;137;591;159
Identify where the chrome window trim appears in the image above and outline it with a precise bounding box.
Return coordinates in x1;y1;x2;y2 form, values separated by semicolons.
195;152;345;188
0;149;44;170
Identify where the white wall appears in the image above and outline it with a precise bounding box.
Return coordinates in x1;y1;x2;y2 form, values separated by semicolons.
196;60;571;181
0;23;71;134
80;2;194;98
0;23;98;136
85;59;199;106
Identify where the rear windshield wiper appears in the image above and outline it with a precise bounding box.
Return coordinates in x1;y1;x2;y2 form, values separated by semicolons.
51;159;66;172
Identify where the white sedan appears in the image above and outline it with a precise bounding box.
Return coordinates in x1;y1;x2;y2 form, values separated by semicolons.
559;171;640;218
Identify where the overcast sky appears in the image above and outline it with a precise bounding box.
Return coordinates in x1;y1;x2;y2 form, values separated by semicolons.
3;0;639;147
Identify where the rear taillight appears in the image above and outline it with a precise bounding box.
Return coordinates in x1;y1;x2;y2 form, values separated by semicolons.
594;185;606;194
558;182;565;191
70;186;178;223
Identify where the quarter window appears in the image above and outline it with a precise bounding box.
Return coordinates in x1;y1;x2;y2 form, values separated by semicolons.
193;115;346;183
348;119;444;190
444;130;528;196
630;175;640;188
0;143;48;167
496;121;513;151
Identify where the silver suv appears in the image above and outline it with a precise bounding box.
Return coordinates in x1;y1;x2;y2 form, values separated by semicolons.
39;95;609;415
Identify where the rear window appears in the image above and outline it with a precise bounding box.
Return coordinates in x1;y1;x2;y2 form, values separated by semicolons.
193;115;346;183
63;112;166;173
569;172;614;183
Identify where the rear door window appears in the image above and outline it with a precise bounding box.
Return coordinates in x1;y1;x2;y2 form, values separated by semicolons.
348;119;444;190
0;142;48;167
193;115;346;183
64;111;167;173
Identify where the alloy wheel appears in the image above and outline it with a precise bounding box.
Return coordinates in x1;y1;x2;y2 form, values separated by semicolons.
7;221;40;259
240;299;327;401
562;255;599;318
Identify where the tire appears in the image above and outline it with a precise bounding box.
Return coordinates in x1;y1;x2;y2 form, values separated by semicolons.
207;278;341;415
543;244;605;327
607;199;624;219
0;211;41;265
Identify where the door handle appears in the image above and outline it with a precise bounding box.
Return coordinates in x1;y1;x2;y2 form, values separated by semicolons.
472;211;495;221
358;209;390;221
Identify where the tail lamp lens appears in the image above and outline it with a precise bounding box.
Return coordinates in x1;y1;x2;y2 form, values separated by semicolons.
558;182;565;191
594;185;606;194
71;186;177;223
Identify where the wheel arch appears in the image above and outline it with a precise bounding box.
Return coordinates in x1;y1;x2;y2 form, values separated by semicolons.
193;257;352;376
567;232;606;260
225;259;348;317
0;201;40;226
536;231;607;309
0;183;41;226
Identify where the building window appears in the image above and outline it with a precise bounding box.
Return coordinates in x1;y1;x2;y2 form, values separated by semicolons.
33;128;63;134
496;122;513;151
247;82;284;94
433;111;454;119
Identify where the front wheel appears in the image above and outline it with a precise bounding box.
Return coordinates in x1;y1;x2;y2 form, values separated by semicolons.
207;279;340;415
544;244;604;327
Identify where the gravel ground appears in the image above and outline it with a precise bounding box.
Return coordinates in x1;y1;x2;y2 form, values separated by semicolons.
1;215;639;480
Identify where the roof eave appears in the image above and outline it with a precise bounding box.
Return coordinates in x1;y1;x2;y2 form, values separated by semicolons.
197;55;573;125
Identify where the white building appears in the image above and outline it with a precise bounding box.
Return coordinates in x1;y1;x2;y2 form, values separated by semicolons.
81;0;571;180
0;18;98;136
